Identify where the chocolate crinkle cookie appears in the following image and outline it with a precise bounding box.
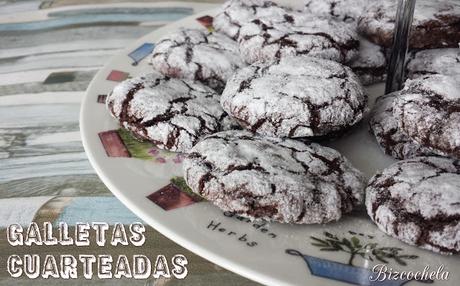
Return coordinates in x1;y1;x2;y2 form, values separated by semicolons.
183;130;365;224
369;92;435;160
406;48;460;79
237;13;359;65
393;75;460;159
358;0;460;49
150;28;245;93
366;156;460;254
304;0;375;24
221;56;367;138
213;0;293;40
348;37;387;85
106;72;231;153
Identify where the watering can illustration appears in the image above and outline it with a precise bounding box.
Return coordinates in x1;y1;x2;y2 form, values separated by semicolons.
286;249;433;286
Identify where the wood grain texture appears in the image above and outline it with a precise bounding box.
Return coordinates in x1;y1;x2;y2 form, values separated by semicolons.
0;0;220;198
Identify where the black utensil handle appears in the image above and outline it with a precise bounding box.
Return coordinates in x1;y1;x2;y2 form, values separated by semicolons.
385;0;417;94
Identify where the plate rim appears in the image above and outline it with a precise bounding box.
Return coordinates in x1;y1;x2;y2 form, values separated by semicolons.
79;9;294;286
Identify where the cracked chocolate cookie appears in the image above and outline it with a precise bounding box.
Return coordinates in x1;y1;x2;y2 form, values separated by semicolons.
213;0;292;40
369;92;434;159
106;72;228;153
358;0;460;49
366;156;460;254
304;0;374;24
184;130;365;224
407;48;460;79
221;56;367;138
150;29;245;93
349;38;387;85
393;75;460;159
238;15;359;64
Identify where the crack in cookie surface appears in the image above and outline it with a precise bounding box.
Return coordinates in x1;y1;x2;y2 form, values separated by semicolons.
304;0;374;24
366;156;460;254
183;130;365;224
106;72;227;152
221;56;367;138
213;0;292;40
393;75;460;159
407;48;460;79
369;92;436;160
150;29;245;93
238;14;359;64
358;0;460;49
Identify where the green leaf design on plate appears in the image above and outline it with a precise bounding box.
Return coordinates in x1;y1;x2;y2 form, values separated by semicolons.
170;176;204;202
117;128;156;160
117;128;182;163
351;236;361;248
310;231;419;266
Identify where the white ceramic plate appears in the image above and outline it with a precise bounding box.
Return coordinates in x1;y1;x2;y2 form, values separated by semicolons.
80;9;460;286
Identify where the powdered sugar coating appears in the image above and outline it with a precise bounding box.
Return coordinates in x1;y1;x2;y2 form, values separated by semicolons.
213;0;292;40
150;29;245;93
393;75;460;159
366;156;460;254
238;14;359;64
106;72;227;153
407;48;460;79
358;0;460;49
369;92;434;159
349;37;387;85
301;0;387;85
184;130;365;224
304;0;375;23
221;56;367;138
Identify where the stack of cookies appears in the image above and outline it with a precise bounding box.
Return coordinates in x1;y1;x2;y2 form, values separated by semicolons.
361;0;460;161
105;0;460;255
355;0;459;255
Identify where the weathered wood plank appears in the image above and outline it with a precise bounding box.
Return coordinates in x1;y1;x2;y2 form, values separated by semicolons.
0;104;79;128
0;152;93;183
0;39;129;59
0;174;109;198
0;50;116;73
0;91;82;105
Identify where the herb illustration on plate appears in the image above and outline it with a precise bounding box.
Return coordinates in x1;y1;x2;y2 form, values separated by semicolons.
310;231;419;266
116;128;185;163
286;231;424;286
